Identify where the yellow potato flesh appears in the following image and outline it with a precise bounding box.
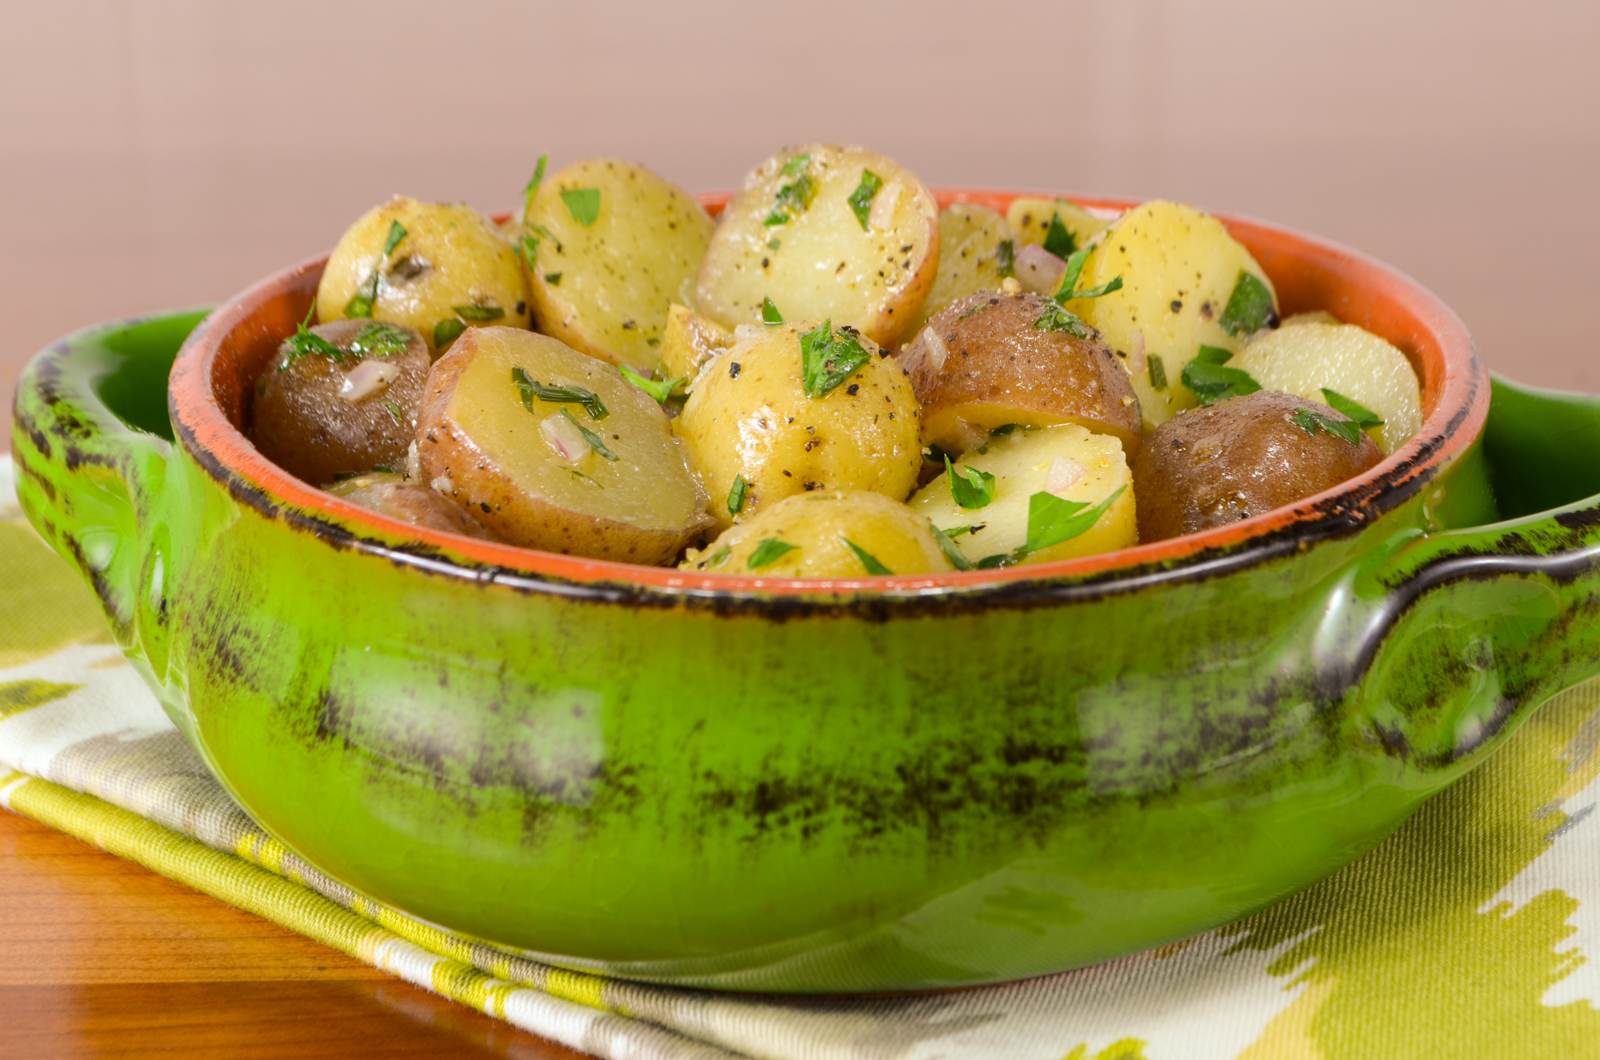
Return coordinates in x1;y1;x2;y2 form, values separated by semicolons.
914;204;1014;328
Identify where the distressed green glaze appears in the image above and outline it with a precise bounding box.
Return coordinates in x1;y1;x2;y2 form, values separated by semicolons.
12;312;1600;993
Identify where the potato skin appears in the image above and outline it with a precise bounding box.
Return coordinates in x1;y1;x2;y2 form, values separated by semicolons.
317;197;530;350
674;323;923;528
520;159;713;370
682;490;954;578
327;473;494;538
1133;390;1383;541
694;144;939;347
417;327;711;563
898;291;1142;455
913;204;1014;328
251;319;429;485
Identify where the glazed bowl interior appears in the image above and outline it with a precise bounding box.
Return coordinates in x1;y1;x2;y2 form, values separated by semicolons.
171;191;1486;596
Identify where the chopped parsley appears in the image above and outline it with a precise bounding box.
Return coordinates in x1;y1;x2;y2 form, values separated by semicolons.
544;271;562;285
747;537;798;570
842;537;892;575
519;234;540;271
1042;210;1077;259
763;157;817;226
761;296;783;324
704;546;732;568
1182;345;1261;404
727;473;749;516
798;320;871;398
519;154;548;222
278;323;348;371
381;220;407;256
1052;246;1122;303
934;527;975;571
380;398;406;426
511;366;608;419
1025;485;1126;554
1218;271;1277;336
1147;352;1168;391
619;364;684;404
345;219;408;318
1290;407;1363;444
560;187;601;225
779;153;811;178
766;237;781;251
452;303;505;322
943;524;985;538
347;322;412;358
945;454;996;509
847;169;883;230
433;318;467;349
1320;388;1385;430
559;407;618;460
1034;301;1090;338
995;239;1015;279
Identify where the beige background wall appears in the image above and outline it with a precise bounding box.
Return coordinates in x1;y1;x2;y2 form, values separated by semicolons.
3;0;1598;439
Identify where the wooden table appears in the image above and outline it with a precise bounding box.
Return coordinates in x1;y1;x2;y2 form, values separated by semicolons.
0;811;584;1058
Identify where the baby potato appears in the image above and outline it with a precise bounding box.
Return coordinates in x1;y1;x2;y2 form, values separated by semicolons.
1133;390;1383;541
681;490;954;578
1006;197;1113;256
898;291;1142;456
317;197;531;351
1235;322;1422;452
252;319;429;485
674;322;922;529
659;303;734;388
519;159;713;371
1070;200;1278;430
913;203;1015;328
416;326;711;563
328;472;494;538
910;424;1137;567
694;144;939;347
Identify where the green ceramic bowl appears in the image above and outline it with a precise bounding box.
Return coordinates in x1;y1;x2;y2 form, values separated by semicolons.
13;192;1600;993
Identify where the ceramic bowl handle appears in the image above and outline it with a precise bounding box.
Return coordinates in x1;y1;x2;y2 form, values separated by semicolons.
1363;376;1600;766
10;311;208;666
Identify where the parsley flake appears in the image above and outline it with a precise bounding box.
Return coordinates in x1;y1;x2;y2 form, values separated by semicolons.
1025;485;1126;554
727;474;749;516
842;538;892;575
763;160;817;226
847;169;883;230
761;296;783;324
519;233;540;271
945;454;996;509
452;303;505;322
1147;353;1168;391
1290;407;1363;444
348;322;412;359
1034;301;1090;338
619;364;684;404
433;318;467;349
380;398;406;427
779;153;811;178
1320;388;1385;430
278;324;348;372
747;537;798;570
560;187;601;225
1218;271;1277;336
798;320;871;398
559;407;618;461
934;527;975;571
382;220;408;256
511;366;608;419
519;154;548;223
544;271;562;285
996;239;1015;279
1043;211;1077;259
1182;345;1261;404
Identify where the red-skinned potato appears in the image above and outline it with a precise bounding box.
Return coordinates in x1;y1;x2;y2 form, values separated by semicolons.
327;472;494;538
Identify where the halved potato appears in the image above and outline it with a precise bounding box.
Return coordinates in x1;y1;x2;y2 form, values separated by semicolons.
328;472;494;538
913;203;1014;328
416;326;711;563
1069;200;1278;429
1235;322;1422;452
1005;197;1112;255
898;291;1142;455
519;159;713;371
317;197;531;350
694;144;939;347
1133;390;1382;541
910;423;1136;566
659;303;734;388
252;319;430;485
681;490;954;577
674;322;922;528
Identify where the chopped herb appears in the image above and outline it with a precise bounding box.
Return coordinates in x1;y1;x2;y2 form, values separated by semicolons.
1182;345;1261;404
995;238;1015;279
380;398;406;426
1025;484;1127;554
433;318;467;348
519;233;540;271
1042;210;1077;259
934;527;975;571
747;537;798;570
344;275;378;319
943;524;985;537
348;322;412;358
1218;271;1277;336
1147;353;1168;391
1290;407;1364;444
763;161;817;226
945;454;996;509
727;473;749;515
798;320;871;398
779;153;811;178
560;187;601;225
847;169;883;230
544;271;562;285
382;220;408;256
1033;301;1090;337
1320;388;1385;429
511;366;608;419
1052;246;1122;303
619;364;684;404
452;303;504;322
559;407;618;460
278;324;348;371
842;537;892;575
766;237;781;251
760;296;783;324
704;546;731;568
519;154;548;222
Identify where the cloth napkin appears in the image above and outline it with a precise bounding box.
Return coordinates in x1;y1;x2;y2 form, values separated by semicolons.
5;456;1600;1059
